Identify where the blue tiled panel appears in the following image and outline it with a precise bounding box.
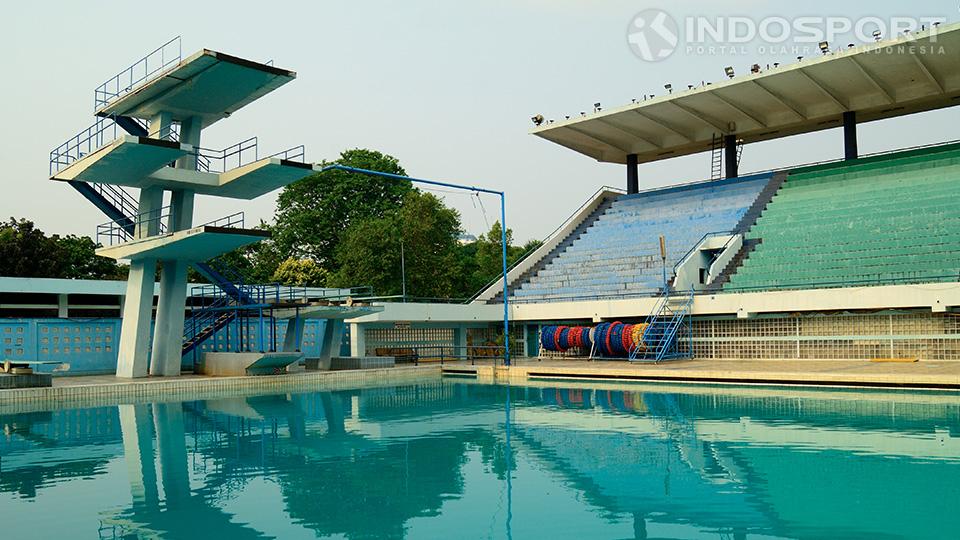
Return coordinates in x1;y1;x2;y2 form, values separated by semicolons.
0;318;327;375
512;174;772;302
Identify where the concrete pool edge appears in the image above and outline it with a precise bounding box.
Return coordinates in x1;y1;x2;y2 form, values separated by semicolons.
442;360;960;392
0;365;441;414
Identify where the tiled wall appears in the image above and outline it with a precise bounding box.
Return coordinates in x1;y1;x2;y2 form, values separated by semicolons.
0;318;342;375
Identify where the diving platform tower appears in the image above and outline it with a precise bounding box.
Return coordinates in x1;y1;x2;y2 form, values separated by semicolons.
50;39;323;378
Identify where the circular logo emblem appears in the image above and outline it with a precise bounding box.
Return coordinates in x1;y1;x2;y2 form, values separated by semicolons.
627;10;680;62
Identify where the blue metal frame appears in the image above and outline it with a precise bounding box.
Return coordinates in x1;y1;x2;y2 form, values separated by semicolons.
318;164;512;366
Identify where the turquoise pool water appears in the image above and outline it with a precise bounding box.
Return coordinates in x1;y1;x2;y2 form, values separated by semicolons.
1;379;958;539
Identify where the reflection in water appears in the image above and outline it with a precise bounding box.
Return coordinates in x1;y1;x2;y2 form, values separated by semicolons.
0;381;958;539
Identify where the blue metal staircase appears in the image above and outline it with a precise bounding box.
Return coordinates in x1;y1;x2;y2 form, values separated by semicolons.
630;287;694;363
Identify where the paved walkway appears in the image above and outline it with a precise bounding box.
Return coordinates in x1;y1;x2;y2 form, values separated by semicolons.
444;359;960;389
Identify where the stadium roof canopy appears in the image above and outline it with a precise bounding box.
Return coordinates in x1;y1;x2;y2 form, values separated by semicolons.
532;22;960;164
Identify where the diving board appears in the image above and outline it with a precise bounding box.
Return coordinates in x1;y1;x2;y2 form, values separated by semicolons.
97;49;296;128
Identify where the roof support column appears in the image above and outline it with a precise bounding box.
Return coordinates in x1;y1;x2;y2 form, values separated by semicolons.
843;111;859;161
626;154;639;194
724;135;739;179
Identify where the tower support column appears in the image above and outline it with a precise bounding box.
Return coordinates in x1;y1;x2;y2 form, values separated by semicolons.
117;259;158;378
116;186;164;378
150;116;199;377
150;260;190;376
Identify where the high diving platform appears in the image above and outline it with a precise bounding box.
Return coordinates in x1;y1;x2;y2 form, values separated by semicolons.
50;37;325;380
95;48;296;128
52;136;320;199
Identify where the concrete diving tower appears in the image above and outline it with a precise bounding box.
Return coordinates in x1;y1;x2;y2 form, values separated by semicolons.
50;42;319;379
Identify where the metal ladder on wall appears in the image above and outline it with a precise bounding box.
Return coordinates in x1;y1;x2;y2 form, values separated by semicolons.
629;287;694;363
710;134;745;180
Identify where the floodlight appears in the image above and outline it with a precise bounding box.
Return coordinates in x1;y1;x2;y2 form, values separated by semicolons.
750;64;761;74
593;102;602;112
724;66;735;78
819;41;830;54
873;30;882;41
664;84;673;93
531;114;544;126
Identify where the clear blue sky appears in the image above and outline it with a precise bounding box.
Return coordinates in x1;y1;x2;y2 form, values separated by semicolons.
3;1;958;243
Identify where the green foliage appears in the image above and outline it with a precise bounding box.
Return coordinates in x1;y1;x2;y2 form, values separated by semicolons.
0;218;126;280
274;149;413;269
463;222;536;295
331;191;463;299
272;258;329;287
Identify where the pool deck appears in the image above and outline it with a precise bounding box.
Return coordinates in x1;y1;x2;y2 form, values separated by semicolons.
0;365;441;413
443;359;960;390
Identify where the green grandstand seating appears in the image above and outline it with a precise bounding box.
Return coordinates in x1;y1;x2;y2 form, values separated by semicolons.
726;143;960;291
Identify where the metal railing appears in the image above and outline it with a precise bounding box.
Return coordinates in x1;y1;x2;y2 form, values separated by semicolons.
94;36;182;111
50;118;123;174
269;145;305;162
96;209;246;246
672;230;734;276
193;140;306;173
49;115;184;174
721;271;960;294
372;345;508;366
195;137;258;173
96;206;170;246
202;212;245;230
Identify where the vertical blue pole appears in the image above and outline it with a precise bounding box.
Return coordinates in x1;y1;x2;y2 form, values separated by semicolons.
258;308;265;353
500;193;510;366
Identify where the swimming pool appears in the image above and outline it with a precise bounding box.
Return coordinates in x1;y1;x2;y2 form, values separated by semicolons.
1;378;958;539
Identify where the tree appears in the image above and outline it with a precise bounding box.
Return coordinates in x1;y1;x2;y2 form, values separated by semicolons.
272;258;329;287
56;235;128;280
273;149;413;269
331;191;463;299
0;218;126;280
0;218;62;278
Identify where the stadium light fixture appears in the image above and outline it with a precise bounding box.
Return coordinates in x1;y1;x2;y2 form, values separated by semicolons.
593;102;602;112
531;114;544;127
873;30;882;41
664;84;673;93
724;66;735;78
819;41;830;54
750;64;761;74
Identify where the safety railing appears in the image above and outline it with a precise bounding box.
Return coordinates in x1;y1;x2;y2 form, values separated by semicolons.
672;230;734;276
50;118;122;174
371;345;508;366
202;212;245;230
269;145;306;162
96;206;170;246
96;210;245;246
720;271;960;294
49;115;182;174
94;36;182;111
195;137;258;173
92;182;140;223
